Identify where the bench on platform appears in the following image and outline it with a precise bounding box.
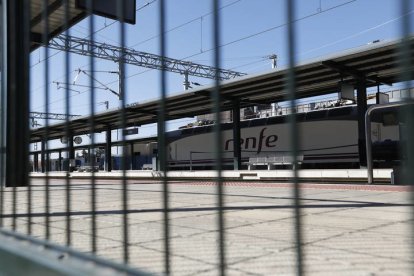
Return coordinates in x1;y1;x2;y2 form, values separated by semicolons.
77;165;99;172
141;164;153;170
246;155;304;170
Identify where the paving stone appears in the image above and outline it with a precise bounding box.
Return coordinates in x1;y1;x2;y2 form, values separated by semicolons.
1;179;412;275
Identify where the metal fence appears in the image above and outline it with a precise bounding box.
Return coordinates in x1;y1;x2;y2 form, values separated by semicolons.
0;0;413;275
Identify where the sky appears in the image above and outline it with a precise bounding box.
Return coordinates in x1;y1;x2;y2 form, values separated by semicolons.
29;0;412;147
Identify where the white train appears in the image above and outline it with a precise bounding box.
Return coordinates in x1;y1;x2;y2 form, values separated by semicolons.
162;105;399;169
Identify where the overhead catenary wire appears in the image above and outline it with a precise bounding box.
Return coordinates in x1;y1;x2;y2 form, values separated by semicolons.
31;0;241;97
231;9;414;73
35;0;366;113
130;0;242;48
179;0;358;61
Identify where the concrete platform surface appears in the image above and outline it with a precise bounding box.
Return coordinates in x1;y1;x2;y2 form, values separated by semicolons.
1;179;413;275
30;168;394;183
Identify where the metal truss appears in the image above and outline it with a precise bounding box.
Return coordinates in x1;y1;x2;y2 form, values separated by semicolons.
48;35;246;81
30;112;81;120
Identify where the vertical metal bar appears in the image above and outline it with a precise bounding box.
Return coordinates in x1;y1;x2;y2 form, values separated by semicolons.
41;140;45;173
366;108;373;184
119;63;125;101
23;1;32;235
7;0;30;231
130;143;134;170
286;1;304;275
398;0;413;268
357;81;367;167
3;0;28;231
6;0;30;189
0;0;5;228
232;100;241;170
117;0;129;264
58;150;62;171
25;1;32;233
105;126;112;172
63;0;72;247
87;0;97;254
212;0;226;274
158;0;171;273
42;0;50;240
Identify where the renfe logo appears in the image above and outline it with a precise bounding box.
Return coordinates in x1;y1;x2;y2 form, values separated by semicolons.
224;127;278;154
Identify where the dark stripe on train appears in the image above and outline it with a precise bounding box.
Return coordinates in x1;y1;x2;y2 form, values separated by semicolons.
168;153;360;167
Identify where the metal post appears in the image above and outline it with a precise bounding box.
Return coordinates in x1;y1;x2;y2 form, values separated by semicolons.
183;72;190;90
232;100;241;170
105;126;112;172
269;54;277;69
357;81;368;167
68;135;74;172
41;140;46;173
34;153;39;172
5;0;30;187
130;142;134;170
118;62;124;101
58;150;62;171
46;152;50;172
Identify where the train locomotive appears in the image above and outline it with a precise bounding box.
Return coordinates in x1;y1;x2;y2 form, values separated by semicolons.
161;104;400;170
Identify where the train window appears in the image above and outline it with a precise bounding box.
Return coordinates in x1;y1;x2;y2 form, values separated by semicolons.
249;118;267;127
328;107;352;117
193;127;206;134
221;123;233;131
240;120;250;128
181;128;194;135
204;125;213;132
267;116;285;125
382;112;399;126
295;113;306;122
306;109;327;120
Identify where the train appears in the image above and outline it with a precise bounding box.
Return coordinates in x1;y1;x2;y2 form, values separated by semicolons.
132;104;400;170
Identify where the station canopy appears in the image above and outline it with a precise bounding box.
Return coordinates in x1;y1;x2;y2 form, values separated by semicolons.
30;0;88;50
30;36;414;143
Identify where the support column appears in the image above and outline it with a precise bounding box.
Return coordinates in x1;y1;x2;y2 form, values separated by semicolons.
233;100;242;170
105;126;112;172
5;1;30;187
46;152;50;172
130;142;135;170
34;153;39;172
357;81;368;167
41;140;46;173
58;150;62;171
87;147;91;164
183;72;190;90
118;62;124;101
68;135;75;172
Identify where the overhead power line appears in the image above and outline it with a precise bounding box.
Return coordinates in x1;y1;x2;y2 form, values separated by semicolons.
47;35;246;81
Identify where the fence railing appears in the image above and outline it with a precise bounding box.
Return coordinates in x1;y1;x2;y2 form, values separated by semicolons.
0;0;413;275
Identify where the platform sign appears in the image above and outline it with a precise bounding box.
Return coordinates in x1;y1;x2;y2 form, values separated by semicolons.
74;136;83;144
376;92;389;104
339;83;354;101
60;136;68;144
76;0;136;25
123;128;139;136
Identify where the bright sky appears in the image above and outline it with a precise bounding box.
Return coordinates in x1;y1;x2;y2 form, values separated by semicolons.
29;0;412;144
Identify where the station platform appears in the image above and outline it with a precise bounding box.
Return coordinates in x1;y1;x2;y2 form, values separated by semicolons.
30;168;394;183
3;176;412;275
